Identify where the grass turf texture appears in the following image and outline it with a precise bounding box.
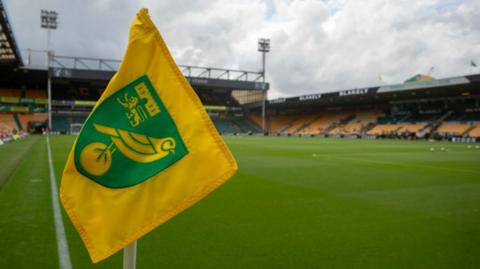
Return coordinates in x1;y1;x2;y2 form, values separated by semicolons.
0;135;479;268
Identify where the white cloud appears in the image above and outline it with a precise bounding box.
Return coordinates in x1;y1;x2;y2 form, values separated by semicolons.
4;0;480;99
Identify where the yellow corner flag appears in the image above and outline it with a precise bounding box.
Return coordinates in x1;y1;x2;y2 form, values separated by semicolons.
60;8;237;263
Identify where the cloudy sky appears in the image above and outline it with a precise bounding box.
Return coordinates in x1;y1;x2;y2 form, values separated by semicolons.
4;0;480;98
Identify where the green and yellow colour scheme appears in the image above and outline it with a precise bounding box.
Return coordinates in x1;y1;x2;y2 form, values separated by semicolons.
74;75;188;188
60;8;237;263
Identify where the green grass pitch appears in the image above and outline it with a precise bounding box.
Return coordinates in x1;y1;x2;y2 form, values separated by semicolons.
1;135;480;268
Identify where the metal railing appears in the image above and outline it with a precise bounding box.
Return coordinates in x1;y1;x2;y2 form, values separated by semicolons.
179;65;263;82
22;49;264;82
51;55;120;71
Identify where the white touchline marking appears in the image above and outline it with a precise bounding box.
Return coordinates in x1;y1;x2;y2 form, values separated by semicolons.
46;135;73;269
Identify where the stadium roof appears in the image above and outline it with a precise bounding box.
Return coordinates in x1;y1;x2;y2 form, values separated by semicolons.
377;75;470;94
404;74;434;83
13;53;269;91
262;73;480;111
0;0;22;66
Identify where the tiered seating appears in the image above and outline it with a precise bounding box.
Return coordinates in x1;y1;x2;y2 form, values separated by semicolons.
467;125;480;137
330;111;383;134
268;111;386;135
212;118;239;133
18;114;48;130
435;123;472;135
248;114;263;129
340;123;362;134
212;118;261;134
368;123;426;135
399;124;426;133
26;89;47;99
367;124;402;135
301;113;349;135
0;88;21;98
213;118;258;133
0;113;17;131
268;115;297;133
223;109;480;137
231;119;260;133
283;114;318;134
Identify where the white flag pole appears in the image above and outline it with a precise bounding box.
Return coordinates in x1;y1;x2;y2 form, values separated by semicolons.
123;240;137;269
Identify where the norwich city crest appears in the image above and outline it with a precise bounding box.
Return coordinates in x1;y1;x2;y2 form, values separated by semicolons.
74;75;188;188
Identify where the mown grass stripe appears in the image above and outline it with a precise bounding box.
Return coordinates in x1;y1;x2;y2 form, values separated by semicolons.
0;137;38;191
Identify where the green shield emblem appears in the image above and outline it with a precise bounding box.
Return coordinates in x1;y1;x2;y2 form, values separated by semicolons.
74;75;188;188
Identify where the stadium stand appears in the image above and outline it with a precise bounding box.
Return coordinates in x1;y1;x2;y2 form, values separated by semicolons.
0;88;47;99
211;118;240;133
0;0;479;141
267;115;298;133
329;111;383;134
283;114;319;134
212;117;260;134
467;125;480;137
367;124;403;135
400;123;426;134
18;113;48;130
0;88;21;97
248;114;263;130
299;114;343;135
231;118;259;133
435;123;472;136
246;73;480;140
319;114;355;134
25;89;47;99
266;111;381;135
0;113;16;131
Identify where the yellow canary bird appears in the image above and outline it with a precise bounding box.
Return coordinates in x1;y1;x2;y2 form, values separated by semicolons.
93;123;175;163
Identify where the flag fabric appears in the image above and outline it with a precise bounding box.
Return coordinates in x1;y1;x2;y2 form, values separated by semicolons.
60;8;238;263
472;60;477;67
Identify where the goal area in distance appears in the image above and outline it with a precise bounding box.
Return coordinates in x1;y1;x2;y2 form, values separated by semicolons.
70;123;84;135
